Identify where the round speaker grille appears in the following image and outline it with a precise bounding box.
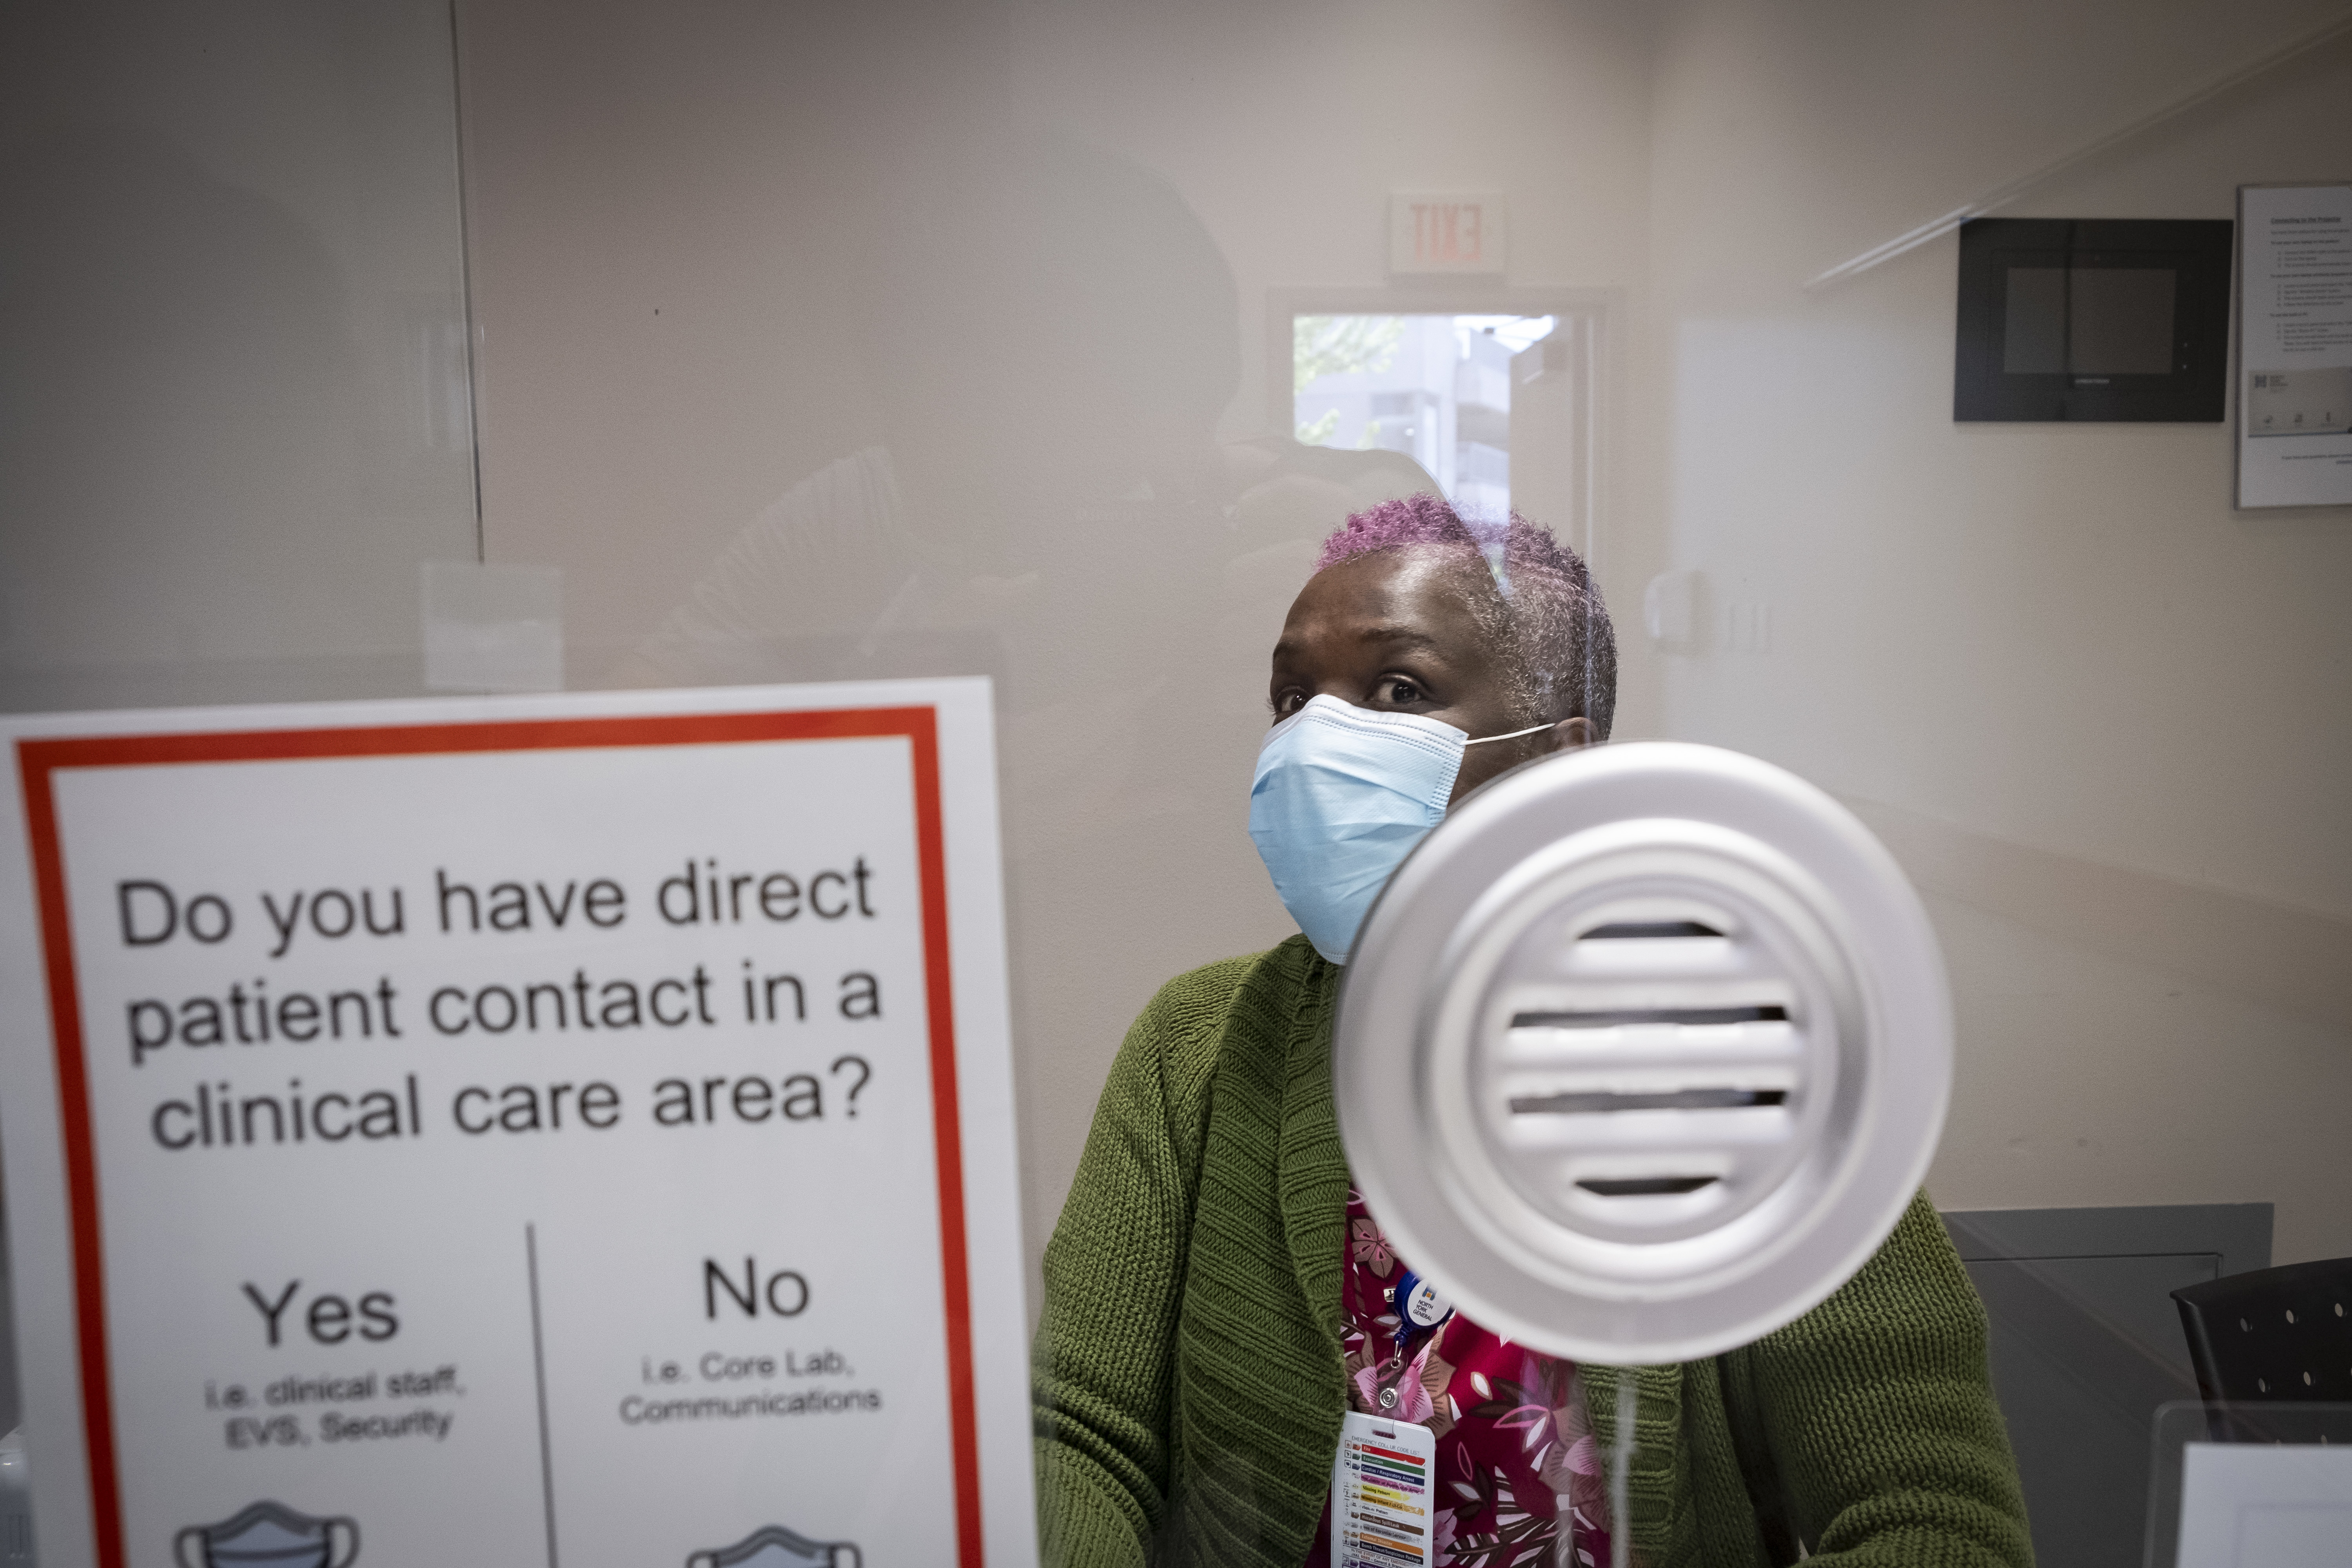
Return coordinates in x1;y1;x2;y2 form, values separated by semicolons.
1336;742;1951;1363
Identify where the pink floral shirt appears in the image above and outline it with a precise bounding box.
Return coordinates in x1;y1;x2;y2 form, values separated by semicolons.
1305;1187;1613;1568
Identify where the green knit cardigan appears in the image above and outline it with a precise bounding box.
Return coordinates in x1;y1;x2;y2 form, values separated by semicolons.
1031;937;2033;1568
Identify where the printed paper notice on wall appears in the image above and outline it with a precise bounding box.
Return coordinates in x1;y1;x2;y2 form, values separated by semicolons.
2237;183;2352;508
0;679;1034;1568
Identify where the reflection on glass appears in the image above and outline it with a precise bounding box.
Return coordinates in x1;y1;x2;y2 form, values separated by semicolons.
1293;314;1556;518
2002;267;2176;376
617;135;1451;718
0;0;480;711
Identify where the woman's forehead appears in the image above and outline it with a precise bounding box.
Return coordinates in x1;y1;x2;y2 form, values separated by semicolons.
1276;549;1497;662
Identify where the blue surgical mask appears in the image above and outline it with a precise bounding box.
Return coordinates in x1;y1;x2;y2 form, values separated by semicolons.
1249;694;1549;964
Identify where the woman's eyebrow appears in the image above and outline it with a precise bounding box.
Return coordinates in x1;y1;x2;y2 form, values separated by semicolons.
1354;625;1444;654
1270;624;1444;661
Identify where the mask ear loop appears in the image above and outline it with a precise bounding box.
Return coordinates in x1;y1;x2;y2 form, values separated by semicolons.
1463;720;1554;748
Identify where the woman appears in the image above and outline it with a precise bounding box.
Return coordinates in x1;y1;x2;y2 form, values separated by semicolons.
1032;495;2032;1568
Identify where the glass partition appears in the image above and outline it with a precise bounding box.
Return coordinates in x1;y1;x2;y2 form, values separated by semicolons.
4;2;2349;1566
0;0;481;1548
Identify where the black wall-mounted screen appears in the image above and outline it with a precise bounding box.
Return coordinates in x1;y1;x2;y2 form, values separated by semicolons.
1955;218;2232;422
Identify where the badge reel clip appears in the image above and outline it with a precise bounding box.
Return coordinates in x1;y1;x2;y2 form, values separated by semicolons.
1362;1267;1454;1416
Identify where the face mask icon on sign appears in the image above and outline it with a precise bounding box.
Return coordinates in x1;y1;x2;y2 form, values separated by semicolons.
173;1501;359;1568
686;1524;862;1568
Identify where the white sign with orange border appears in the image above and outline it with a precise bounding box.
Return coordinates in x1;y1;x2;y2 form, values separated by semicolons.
0;679;1033;1568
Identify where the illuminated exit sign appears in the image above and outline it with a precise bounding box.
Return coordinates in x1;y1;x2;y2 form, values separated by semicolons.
1390;192;1508;274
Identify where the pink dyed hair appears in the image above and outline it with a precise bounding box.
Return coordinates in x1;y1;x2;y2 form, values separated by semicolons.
1315;494;1617;738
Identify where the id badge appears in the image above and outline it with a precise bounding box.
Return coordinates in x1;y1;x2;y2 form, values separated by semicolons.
1331;1408;1437;1567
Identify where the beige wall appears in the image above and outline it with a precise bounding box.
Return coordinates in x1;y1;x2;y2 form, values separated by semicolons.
454;0;2352;1284
1636;0;2352;1262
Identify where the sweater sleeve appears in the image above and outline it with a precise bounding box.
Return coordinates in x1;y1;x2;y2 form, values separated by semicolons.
1728;1191;2035;1568
1032;956;1256;1568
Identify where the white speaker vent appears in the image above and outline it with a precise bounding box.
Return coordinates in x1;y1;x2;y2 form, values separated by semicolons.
1482;889;1837;1249
1339;743;1949;1364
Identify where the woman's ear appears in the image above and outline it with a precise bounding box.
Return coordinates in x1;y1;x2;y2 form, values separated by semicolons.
1552;715;1599;752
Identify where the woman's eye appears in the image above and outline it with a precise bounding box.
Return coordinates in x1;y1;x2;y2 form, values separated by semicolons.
1273;691;1304;717
1382;678;1422;704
